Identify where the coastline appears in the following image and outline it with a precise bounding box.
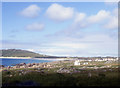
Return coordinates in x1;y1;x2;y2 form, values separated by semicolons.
0;57;75;60
33;58;75;61
0;60;75;71
0;57;32;59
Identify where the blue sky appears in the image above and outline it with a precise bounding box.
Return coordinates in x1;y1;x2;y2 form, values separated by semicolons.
2;2;118;57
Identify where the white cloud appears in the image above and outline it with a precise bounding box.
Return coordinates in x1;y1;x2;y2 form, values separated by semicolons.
103;16;118;29
87;10;110;23
73;13;87;28
103;8;118;29
20;4;40;18
25;23;45;31
70;9;118;30
74;13;86;23
45;4;117;30
64;10;111;32
46;3;74;22
34;33;117;57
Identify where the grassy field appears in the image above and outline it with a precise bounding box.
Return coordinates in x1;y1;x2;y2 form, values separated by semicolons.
1;60;120;86
2;67;120;86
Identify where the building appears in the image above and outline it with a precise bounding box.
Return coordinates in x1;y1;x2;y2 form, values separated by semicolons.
74;60;80;65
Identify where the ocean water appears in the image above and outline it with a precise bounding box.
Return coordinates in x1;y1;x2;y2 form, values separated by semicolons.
0;58;55;67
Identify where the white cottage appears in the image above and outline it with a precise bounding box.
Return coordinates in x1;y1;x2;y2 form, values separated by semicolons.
74;60;80;65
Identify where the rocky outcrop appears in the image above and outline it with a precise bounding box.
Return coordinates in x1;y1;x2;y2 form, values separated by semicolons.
57;68;71;73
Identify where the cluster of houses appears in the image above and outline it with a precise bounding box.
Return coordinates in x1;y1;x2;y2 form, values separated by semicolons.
74;57;118;66
74;60;89;66
94;57;118;61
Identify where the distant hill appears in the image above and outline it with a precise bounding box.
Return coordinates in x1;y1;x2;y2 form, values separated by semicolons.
0;49;48;57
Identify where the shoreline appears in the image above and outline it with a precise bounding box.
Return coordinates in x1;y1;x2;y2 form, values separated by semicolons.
0;60;75;72
0;57;75;61
0;57;75;68
0;57;32;59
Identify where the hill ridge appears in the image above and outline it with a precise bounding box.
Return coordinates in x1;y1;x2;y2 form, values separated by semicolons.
0;49;47;57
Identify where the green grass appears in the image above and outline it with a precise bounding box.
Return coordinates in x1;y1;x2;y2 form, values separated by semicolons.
2;60;119;86
2;68;120;86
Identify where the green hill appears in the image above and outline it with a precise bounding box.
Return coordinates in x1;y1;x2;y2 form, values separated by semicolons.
0;49;47;57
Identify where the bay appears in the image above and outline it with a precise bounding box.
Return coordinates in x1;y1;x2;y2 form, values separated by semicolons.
0;58;55;67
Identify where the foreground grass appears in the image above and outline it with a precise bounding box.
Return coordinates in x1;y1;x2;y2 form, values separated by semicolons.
2;67;120;86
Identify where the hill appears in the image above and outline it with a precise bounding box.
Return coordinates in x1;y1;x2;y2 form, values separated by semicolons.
0;49;48;57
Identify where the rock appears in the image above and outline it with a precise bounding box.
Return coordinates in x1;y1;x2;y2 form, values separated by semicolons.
36;63;39;66
32;63;36;65
20;63;26;66
26;63;32;67
16;63;26;67
57;68;70;73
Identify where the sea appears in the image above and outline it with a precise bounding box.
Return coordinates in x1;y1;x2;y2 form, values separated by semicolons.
0;58;57;67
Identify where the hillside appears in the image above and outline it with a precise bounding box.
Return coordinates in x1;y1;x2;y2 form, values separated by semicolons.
0;49;48;57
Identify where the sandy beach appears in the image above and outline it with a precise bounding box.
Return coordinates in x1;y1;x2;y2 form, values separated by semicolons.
0;57;32;59
0;57;75;61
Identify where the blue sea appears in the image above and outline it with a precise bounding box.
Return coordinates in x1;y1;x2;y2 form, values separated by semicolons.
0;58;56;67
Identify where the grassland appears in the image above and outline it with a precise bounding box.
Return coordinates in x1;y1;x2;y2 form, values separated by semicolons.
1;60;120;87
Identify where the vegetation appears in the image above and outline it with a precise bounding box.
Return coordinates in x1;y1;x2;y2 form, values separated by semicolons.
2;68;119;86
0;49;47;57
1;59;120;87
1;49;119;86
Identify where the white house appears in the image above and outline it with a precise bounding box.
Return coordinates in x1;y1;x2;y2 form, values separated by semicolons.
74;60;80;65
83;62;88;65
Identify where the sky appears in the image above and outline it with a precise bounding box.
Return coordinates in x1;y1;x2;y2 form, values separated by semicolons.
2;2;118;57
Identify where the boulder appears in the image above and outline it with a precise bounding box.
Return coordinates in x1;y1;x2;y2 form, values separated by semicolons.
26;63;32;67
19;63;26;66
57;68;70;73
